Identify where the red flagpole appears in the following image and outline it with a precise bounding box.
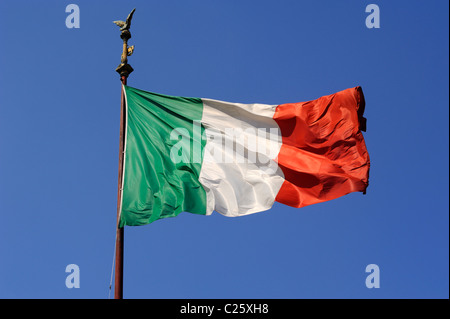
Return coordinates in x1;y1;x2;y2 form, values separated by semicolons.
114;8;135;299
114;75;127;299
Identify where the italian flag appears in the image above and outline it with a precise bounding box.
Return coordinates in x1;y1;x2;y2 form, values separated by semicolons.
119;85;370;227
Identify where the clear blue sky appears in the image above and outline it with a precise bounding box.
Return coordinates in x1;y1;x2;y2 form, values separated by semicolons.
0;0;448;299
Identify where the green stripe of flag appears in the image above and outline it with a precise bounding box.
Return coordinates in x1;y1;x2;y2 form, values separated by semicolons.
120;86;208;227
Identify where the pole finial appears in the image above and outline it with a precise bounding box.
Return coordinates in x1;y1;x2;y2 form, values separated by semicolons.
114;8;136;79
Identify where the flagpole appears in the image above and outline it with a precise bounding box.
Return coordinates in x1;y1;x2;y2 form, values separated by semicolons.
114;8;135;300
113;76;126;300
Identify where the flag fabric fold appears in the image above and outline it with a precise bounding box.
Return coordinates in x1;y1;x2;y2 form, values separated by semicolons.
119;85;370;227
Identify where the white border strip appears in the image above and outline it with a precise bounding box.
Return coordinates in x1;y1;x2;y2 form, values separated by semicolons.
117;84;129;226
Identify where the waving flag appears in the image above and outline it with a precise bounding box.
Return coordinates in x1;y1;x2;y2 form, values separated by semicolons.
119;85;370;226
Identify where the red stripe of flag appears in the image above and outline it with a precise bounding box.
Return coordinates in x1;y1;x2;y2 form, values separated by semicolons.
273;87;370;208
